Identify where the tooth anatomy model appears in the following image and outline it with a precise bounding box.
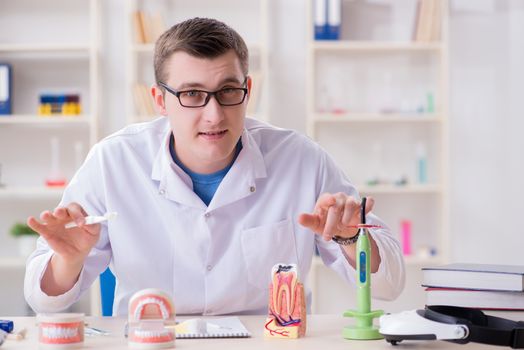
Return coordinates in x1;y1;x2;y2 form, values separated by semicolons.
128;289;176;349
264;264;306;339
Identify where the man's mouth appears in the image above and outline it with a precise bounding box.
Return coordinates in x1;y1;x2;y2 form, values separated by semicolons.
199;130;227;136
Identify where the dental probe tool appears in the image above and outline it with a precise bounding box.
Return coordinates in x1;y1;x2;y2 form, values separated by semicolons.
65;212;118;229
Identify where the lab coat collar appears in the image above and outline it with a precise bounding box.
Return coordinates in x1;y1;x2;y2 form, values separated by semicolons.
151;119;267;211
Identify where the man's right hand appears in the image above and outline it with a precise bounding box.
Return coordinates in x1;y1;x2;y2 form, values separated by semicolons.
27;202;101;296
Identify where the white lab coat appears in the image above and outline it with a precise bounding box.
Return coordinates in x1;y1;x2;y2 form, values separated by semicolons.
24;117;405;316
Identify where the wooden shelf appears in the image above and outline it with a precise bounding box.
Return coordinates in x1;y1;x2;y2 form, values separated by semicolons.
0;115;92;125
0;186;64;199
0;257;27;269
130;43;263;54
311;41;443;52
130;43;155;53
0;44;91;53
404;255;442;266
311;254;440;268
358;184;443;194
312;113;443;123
132;114;157;123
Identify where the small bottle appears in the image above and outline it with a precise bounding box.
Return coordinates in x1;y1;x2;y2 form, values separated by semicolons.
0;163;5;188
45;137;67;187
400;220;412;256
416;143;427;184
74;141;84;170
380;72;395;113
426;92;435;114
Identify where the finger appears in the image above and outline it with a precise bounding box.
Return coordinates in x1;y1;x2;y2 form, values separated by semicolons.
298;213;322;233
364;196;375;215
53;207;70;221
341;196;359;226
40;210;59;225
66;203;88;227
27;216;46;235
82;223;101;236
314;193;337;213
322;195;345;240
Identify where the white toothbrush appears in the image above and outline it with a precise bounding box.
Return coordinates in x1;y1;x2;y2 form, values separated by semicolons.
65;212;118;229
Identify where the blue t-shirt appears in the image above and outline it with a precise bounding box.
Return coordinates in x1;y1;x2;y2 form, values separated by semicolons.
169;134;242;206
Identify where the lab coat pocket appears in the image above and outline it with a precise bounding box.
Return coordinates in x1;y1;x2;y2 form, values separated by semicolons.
241;218;298;291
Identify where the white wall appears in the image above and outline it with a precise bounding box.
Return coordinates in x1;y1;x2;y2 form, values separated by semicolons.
448;0;524;264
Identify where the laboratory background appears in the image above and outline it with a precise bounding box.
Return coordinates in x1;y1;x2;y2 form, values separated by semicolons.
0;0;523;316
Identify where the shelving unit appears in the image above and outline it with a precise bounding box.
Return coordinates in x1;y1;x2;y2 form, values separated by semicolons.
125;0;270;124
306;0;449;312
0;0;101;316
307;0;449;266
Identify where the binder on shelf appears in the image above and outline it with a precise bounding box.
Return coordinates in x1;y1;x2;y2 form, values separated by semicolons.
327;0;341;40
314;0;328;40
314;0;341;40
0;63;12;115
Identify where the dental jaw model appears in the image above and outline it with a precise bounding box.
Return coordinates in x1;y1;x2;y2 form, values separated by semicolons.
37;313;84;349
264;264;306;339
128;289;176;349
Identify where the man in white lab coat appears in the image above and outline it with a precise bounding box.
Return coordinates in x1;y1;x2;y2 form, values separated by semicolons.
24;18;405;316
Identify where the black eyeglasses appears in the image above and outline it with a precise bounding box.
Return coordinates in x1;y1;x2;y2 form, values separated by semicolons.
158;79;248;108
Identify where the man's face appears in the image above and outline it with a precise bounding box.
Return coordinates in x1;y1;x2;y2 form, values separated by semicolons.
153;50;250;174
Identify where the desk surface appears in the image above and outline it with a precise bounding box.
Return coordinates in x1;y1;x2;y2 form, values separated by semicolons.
3;313;523;349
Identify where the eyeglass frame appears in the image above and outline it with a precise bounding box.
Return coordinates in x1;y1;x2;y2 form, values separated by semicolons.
158;78;249;108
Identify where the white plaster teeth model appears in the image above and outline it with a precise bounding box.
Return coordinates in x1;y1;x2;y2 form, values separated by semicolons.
37;313;85;349
41;326;79;339
134;297;170;320
128;289;176;349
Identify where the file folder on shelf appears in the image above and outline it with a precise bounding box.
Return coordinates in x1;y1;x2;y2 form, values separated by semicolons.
327;0;341;40
314;0;341;40
0;63;12;115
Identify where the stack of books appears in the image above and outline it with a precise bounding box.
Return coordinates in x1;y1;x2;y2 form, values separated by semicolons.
413;0;442;42
421;263;524;310
132;11;166;44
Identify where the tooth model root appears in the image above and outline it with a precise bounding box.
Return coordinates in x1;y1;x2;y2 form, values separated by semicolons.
265;264;307;338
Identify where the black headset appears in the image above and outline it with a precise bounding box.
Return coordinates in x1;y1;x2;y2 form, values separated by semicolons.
424;305;524;348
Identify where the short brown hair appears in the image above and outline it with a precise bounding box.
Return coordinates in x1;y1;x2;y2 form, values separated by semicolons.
154;17;249;86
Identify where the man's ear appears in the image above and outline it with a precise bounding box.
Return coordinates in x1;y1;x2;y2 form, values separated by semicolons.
151;84;167;116
246;75;253;100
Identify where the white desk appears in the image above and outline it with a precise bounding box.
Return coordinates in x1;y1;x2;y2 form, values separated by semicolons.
2;313;523;349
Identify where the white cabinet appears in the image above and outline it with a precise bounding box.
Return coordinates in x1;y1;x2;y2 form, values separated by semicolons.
0;0;101;315
125;0;270;124
306;0;450;312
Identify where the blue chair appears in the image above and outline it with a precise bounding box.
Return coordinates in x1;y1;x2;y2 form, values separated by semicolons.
99;268;116;316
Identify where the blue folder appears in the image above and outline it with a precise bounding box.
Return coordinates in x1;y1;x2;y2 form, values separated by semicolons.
0;63;12;115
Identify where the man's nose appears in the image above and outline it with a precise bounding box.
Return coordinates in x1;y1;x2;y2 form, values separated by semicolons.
201;95;225;123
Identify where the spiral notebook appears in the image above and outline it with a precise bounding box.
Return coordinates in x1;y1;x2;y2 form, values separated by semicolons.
174;316;251;338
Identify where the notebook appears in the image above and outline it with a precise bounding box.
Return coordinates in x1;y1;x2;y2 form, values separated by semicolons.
173;317;251;338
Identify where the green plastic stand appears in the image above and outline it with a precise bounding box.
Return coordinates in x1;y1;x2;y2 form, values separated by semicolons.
342;200;384;340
